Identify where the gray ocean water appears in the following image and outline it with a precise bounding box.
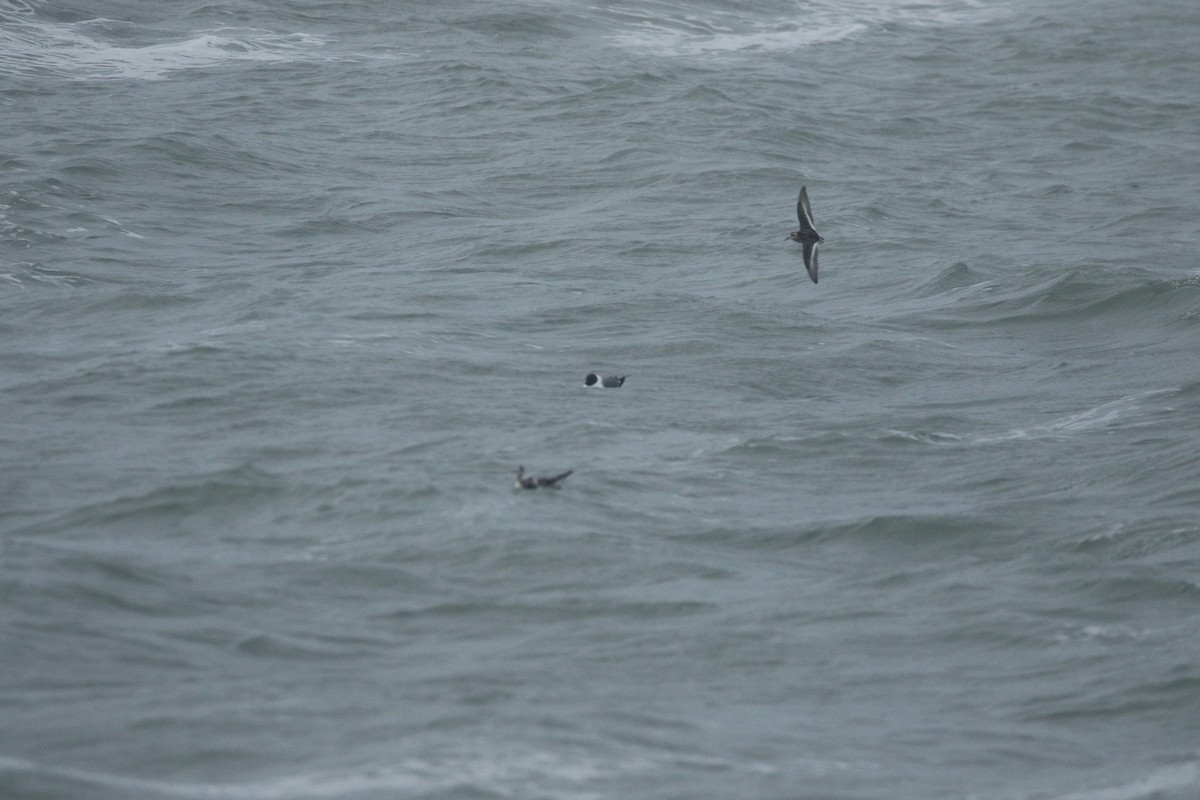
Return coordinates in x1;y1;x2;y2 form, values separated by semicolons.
3;0;1200;798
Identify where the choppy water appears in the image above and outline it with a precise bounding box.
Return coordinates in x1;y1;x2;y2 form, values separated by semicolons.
3;0;1200;798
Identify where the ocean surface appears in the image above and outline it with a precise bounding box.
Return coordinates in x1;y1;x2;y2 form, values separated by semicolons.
3;0;1200;798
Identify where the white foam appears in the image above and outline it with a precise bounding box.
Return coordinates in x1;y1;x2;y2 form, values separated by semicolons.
0;4;327;81
1041;389;1173;435
889;389;1175;447
100;216;146;239
610;16;866;55
601;0;1006;56
0;747;628;800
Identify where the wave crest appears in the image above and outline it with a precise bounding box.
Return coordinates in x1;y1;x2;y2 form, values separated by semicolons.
0;5;326;81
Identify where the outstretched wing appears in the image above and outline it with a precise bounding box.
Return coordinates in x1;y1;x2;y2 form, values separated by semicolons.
803;240;819;284
797;186;816;233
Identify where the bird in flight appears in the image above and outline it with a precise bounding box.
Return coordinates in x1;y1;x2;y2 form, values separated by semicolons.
788;186;824;284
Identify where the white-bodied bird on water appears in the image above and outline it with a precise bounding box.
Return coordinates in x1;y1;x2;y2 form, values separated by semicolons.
514;466;574;490
585;373;626;388
788;185;824;284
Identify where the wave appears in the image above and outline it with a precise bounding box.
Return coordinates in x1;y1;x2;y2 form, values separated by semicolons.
0;745;646;800
14;464;287;539
599;0;1007;56
0;2;327;81
885;388;1178;447
896;262;1200;330
1037;761;1200;800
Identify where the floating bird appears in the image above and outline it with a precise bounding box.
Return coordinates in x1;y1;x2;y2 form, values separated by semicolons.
515;465;574;489
585;373;626;388
788;186;824;284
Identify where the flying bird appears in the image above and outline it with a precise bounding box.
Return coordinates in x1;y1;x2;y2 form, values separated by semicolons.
788;186;824;284
514;466;574;489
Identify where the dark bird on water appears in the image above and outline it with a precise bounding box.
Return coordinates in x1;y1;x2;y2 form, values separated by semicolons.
515;466;574;489
788;186;824;284
585;373;626;388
